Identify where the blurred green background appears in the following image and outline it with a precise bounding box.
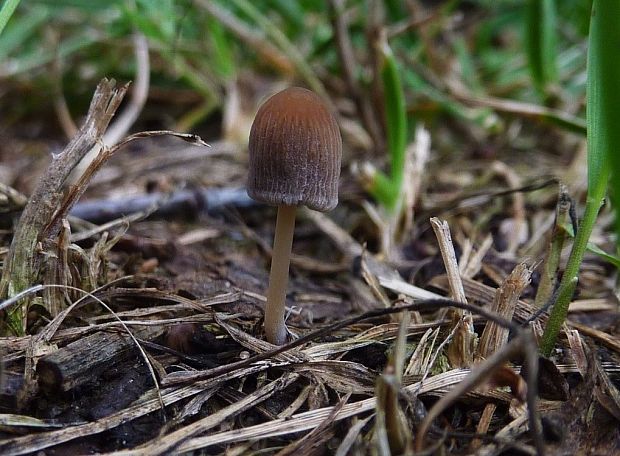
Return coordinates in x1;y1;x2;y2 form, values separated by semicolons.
0;0;592;134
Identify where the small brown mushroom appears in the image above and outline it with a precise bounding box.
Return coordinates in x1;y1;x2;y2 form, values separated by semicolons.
248;87;342;345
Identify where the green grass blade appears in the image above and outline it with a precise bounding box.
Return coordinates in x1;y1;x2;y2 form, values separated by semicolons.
585;242;620;269
265;0;305;32
594;4;620;242
540;0;617;356
0;0;21;37
402;71;501;132
525;0;558;97
560;223;620;269
0;6;48;60
586;5;618;196
206;14;236;79
1;31;99;77
369;40;407;213
30;0;122;9
382;42;407;201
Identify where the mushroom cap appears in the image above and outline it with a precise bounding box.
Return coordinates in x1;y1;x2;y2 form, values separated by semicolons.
247;87;342;212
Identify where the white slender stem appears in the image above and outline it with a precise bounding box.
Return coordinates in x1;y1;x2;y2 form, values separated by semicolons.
264;205;296;345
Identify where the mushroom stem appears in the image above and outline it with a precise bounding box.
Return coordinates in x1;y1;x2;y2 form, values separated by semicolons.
264;204;296;345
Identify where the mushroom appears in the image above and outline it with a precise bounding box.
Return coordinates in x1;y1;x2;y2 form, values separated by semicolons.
247;87;342;345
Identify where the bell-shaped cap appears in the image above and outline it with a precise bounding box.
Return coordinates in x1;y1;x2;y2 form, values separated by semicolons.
247;87;342;212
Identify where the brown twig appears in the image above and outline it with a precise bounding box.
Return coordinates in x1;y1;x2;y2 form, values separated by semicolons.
430;217;476;368
0;183;28;212
387;11;439;38
450;88;586;134
328;0;384;153
415;330;543;455
161;298;520;387
534;184;571;307
43;131;207;241
477;263;531;359
0;79;128;332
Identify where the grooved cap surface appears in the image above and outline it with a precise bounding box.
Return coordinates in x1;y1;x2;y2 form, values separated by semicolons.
247;87;342;212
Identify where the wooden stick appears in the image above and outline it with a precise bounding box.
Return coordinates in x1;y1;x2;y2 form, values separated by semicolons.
36;326;163;392
0;79;128;332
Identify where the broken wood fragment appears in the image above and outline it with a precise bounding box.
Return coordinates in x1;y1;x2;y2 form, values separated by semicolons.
36;326;163;392
0;79;129;334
